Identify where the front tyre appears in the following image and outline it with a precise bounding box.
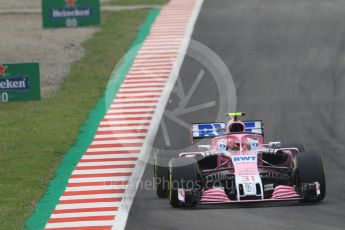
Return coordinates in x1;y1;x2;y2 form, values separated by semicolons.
169;157;200;208
296;151;326;202
153;152;169;198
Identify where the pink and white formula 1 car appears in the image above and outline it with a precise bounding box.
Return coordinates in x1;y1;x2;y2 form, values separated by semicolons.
153;112;326;207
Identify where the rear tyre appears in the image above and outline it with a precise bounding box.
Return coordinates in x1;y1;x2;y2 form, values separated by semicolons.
153;152;169;198
169;157;200;208
296;151;326;202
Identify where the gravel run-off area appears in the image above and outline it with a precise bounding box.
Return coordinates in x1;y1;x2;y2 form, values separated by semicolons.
0;0;112;98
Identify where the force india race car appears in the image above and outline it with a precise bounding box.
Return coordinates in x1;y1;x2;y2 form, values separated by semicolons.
153;112;326;207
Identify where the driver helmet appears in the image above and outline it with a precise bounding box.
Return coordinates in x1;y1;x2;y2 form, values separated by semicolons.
226;120;245;134
228;140;241;151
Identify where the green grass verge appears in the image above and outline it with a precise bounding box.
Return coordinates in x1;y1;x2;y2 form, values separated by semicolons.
110;0;168;5
0;9;152;230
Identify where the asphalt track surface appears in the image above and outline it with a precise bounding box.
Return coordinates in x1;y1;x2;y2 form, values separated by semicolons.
126;0;345;229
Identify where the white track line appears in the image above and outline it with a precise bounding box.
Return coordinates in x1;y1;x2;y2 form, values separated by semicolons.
97;126;149;132
98;124;150;129
118;87;163;93
82;154;140;160
60;194;124;201
55;202;120;210
117;97;156;102
65;185;128;192
91;139;144;144
77;161;137;167
72;168;133;175
110;102;158;108
87;147;142;152
107;108;155;113
68;177;130;183
93;133;147;138
116;92;162;97
51;211;118;218
113;1;204;230
46;220;115;229
103;115;153;120
113;97;161;102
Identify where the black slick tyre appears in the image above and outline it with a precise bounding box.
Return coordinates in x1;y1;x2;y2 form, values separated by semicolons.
153;152;169;198
296;151;326;202
168;157;200;208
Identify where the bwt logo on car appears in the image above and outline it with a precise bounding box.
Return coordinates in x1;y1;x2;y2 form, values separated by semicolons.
233;156;257;162
0;77;29;90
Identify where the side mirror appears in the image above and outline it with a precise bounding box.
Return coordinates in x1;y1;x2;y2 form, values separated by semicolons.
268;142;281;148
198;145;211;151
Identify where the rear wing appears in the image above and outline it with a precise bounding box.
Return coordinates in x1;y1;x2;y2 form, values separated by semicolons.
192;122;226;139
192;121;263;141
243;121;264;135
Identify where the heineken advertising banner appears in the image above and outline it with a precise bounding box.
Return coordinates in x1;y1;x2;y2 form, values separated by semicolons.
0;63;41;102
42;0;100;28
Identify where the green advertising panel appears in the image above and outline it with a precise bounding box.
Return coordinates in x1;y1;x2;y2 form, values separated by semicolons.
0;63;41;102
42;0;100;28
